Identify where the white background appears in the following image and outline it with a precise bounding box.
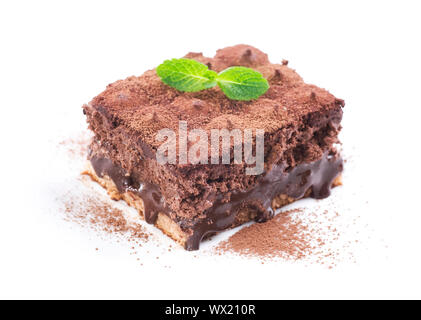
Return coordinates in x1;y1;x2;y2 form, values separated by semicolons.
1;0;421;299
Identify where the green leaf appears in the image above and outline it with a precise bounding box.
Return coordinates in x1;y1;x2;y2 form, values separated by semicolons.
156;58;217;92
216;66;269;101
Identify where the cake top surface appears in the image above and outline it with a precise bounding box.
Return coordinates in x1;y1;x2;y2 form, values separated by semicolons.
89;44;344;148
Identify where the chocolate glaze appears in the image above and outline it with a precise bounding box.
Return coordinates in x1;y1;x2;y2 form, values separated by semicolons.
90;157;168;224
90;153;342;250
185;153;342;250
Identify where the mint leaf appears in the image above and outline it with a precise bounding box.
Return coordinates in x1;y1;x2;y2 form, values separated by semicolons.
157;58;217;92
216;66;269;101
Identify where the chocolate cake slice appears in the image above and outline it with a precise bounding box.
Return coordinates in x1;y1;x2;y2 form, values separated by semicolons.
82;45;344;250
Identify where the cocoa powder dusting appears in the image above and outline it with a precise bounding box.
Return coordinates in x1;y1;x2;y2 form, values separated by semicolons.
59;132;91;158
62;193;150;243
216;208;342;266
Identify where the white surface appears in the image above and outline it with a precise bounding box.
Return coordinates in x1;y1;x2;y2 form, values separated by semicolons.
1;0;421;299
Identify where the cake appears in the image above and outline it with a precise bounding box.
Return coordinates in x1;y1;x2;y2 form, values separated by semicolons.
82;44;344;250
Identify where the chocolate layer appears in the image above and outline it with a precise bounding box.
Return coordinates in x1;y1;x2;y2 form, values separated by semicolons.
91;152;342;250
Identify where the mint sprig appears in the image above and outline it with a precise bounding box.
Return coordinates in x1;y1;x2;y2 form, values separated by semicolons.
156;58;269;101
